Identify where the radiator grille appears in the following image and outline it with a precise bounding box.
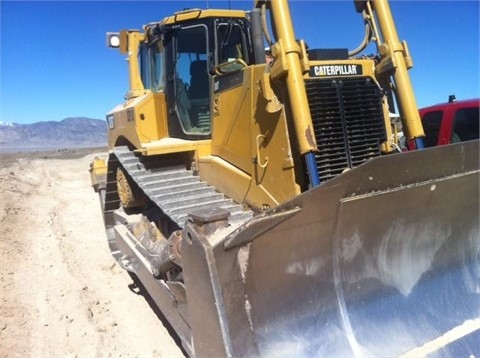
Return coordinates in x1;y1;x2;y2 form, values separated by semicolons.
305;77;386;182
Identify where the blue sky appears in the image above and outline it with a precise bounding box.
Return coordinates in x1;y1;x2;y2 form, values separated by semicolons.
1;1;479;124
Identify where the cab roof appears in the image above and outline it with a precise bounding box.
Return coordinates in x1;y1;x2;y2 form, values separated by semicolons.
419;98;480;112
162;8;247;25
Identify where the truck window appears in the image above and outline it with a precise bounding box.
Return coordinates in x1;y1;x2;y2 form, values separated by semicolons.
451;107;480;143
421;110;443;147
139;39;165;92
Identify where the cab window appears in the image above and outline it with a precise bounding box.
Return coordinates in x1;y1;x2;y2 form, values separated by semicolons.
217;22;246;63
421;110;443;147
215;22;248;73
451;107;480;143
173;25;210;135
139;39;165;92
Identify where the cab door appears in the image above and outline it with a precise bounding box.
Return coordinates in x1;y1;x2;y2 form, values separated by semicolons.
165;24;212;139
211;20;253;174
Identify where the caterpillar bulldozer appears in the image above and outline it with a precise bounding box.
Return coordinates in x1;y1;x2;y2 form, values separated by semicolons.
89;0;480;356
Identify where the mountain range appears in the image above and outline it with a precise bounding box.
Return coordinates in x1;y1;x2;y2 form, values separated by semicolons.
0;117;107;149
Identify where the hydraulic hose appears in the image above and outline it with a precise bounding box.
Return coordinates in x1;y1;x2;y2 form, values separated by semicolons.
348;12;372;57
306;152;320;187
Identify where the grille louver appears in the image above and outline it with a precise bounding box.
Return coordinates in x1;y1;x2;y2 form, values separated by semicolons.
305;77;386;182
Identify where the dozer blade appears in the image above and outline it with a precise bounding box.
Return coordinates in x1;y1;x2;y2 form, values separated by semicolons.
181;140;479;357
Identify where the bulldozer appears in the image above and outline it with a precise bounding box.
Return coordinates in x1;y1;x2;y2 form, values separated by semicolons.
90;0;479;356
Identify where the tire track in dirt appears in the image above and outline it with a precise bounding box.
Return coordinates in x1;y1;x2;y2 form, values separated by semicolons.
0;159;42;357
1;153;183;357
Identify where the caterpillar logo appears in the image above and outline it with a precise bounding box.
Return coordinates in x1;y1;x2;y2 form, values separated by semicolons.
310;64;363;77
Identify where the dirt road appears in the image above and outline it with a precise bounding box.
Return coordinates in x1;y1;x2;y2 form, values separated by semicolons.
0;151;183;357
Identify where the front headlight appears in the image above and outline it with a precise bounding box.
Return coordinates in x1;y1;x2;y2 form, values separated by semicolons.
106;32;120;48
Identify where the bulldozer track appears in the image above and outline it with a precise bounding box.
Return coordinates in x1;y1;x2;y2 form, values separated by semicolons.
113;146;254;229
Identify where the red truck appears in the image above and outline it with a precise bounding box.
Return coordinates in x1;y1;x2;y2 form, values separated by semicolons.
408;97;479;149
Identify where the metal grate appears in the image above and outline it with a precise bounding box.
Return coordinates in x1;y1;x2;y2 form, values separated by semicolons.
305;77;386;182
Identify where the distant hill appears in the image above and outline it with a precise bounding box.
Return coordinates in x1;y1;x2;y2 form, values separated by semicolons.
0;117;107;149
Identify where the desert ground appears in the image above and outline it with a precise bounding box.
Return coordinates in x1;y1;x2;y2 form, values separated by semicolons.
0;149;184;357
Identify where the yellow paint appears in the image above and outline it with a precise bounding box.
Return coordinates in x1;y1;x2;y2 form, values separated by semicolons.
105;0;418;213
209;65;301;210
369;0;424;139
139;138;212;157
162;9;246;24
89;157;107;190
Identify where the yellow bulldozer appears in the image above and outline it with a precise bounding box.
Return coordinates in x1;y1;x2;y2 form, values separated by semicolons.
90;0;479;356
